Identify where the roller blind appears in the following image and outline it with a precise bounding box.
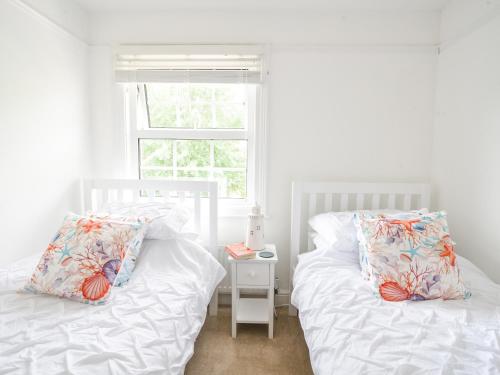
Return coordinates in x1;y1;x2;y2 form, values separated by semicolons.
114;44;266;84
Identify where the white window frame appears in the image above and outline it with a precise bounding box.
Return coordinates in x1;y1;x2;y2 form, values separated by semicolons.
122;82;267;217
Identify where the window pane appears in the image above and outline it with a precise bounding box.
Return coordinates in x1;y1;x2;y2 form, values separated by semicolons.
214;103;246;129
201;85;247;129
214;140;247;199
139;139;248;199
145;83;247;129
179;103;211;129
214;170;247;199
190;85;213;102
175;140;210;167
145;84;180;128
214;140;247;168
139;139;173;167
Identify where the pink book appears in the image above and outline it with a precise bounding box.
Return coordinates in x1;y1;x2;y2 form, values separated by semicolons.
225;242;256;260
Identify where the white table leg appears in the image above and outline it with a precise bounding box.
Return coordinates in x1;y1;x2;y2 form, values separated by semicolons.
268;264;274;339
231;263;237;338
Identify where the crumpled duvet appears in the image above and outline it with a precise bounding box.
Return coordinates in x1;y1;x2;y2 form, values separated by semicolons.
0;238;225;375
291;249;500;375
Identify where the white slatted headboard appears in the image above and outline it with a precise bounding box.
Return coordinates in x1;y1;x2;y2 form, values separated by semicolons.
80;178;220;315
288;181;430;315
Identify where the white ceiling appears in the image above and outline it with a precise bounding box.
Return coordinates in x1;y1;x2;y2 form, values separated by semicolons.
73;0;450;13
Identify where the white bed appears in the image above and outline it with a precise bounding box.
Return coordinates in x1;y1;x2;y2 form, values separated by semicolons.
289;182;500;374
0;179;225;375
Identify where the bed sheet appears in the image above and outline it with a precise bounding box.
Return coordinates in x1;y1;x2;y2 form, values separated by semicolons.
0;238;225;375
291;249;500;374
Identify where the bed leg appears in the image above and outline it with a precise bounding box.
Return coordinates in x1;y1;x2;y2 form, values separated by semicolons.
209;290;218;316
288;282;297;316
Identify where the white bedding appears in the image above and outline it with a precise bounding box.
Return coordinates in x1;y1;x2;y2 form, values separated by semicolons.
291;249;500;375
0;238;225;375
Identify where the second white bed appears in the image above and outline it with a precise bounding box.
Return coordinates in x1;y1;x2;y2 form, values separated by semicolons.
0;238;225;375
292;249;500;375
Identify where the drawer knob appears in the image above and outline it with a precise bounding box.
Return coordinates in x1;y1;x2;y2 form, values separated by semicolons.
249;271;256;277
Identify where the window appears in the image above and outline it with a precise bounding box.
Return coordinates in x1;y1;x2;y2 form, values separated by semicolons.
118;45;267;213
137;83;253;199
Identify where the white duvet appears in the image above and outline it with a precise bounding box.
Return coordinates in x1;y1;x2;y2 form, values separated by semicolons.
291;249;500;375
0;238;225;375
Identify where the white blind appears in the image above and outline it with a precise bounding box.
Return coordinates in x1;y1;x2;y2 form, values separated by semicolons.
114;45;265;84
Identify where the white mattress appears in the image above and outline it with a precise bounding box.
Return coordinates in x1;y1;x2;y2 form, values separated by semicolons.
291;249;500;375
0;238;226;375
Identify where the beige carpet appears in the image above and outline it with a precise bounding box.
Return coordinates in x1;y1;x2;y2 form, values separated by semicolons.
185;306;314;375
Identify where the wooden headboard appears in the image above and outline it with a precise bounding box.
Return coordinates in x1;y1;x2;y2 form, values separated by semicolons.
80;178;220;315
288;181;431;315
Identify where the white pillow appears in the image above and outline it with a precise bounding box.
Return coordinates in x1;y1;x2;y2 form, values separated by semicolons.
310;232;333;250
99;202;195;240
309;209;403;253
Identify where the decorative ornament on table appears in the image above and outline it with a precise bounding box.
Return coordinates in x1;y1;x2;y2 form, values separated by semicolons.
245;204;265;251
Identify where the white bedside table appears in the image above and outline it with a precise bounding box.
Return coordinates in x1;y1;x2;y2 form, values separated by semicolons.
228;244;278;339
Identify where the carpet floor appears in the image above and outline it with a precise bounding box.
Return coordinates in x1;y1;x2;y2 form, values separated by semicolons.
185;306;314;375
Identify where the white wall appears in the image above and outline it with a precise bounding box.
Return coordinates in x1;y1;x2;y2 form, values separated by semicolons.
88;10;439;292
0;0;91;265
432;1;500;282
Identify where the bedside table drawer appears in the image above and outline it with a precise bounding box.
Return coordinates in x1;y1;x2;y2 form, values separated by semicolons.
237;263;269;286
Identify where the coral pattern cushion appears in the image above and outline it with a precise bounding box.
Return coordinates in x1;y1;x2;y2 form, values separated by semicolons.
25;213;146;304
355;211;469;301
87;213;150;287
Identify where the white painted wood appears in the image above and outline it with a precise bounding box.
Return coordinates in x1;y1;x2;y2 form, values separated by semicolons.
81;178;220;315
207;182;219;316
307;194;317;251
340;193;349;211
236;299;269;323
288;181;431;316
421;189;431;210
268;263;275;339
147;190;156;202
308;194;317;218
237;263;269;286
230;244;277;338
104;189;110;204
288;183;302;316
136;128;247;140
403;194;412;210
96;189;103;210
116;189;124;202
160;190;168;203
194;192;201;234
231;262;237;338
132;189;139;202
388;194;396;209
356;193;364;210
324;193;333;212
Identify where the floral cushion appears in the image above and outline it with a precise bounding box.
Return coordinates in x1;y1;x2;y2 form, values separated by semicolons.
86;213;150;287
357;210;427;281
24;213;146;304
355;211;469;301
